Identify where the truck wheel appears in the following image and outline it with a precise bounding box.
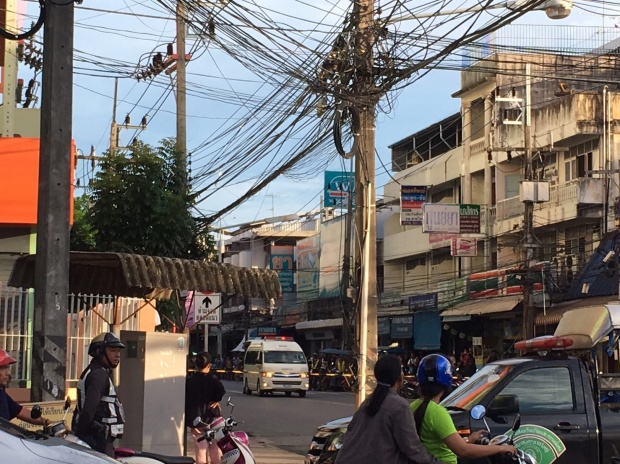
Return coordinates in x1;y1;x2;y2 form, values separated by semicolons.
299;390;307;398
244;380;251;395
257;380;265;397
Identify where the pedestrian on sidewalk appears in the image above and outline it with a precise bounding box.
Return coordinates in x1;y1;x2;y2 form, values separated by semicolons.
186;352;226;464
335;355;440;464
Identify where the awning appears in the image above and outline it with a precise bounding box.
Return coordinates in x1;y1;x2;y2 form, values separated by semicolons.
295;318;343;330
8;252;282;300
535;296;620;326
440;295;521;318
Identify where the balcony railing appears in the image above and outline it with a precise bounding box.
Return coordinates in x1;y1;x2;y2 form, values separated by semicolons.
470;139;486;160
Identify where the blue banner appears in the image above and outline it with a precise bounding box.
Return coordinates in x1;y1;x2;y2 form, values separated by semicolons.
324;171;355;209
391;316;413;339
413;311;441;350
409;293;438;311
378;317;390;335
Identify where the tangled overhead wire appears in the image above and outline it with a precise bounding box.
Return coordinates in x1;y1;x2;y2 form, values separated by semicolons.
333;100;360;159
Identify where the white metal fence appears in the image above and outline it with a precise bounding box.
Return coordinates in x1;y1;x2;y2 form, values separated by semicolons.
0;283;142;387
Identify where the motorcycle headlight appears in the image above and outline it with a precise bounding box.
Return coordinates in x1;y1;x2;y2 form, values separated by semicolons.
325;431;345;452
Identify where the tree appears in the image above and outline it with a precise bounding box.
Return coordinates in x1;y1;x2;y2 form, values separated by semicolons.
71;139;216;332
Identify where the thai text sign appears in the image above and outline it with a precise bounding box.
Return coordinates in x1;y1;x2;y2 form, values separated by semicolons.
324;171;355;208
400;185;427;225
451;238;478;257
408;293;438;311
422;203;480;233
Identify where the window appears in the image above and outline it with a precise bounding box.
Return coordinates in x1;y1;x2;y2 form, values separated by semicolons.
244;350;258;365
497;367;574;413
505;175;521;199
264;351;307;364
564;139;598;181
406;257;426;271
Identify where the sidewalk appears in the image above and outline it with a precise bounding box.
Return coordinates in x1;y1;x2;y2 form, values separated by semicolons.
185;431;305;464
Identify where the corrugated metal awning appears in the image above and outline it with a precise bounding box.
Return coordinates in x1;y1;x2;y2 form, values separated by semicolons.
440;295;521;317
295;318;343;330
8;252;281;300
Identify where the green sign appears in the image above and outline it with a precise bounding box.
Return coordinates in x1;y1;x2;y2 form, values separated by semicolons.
459;204;480;233
508;424;566;464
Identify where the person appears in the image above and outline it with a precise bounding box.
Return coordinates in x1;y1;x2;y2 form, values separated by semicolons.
335;355;439;464
411;354;516;464
73;332;126;457
0;349;51;427
308;353;320;390
185;352;226;464
484;350;499;365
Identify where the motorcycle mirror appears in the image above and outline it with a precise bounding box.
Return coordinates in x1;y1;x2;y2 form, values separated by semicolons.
193;416;202;427
511;414;521;433
30;405;42;420
227;396;232;406
64;397;71;410
470;405;486;420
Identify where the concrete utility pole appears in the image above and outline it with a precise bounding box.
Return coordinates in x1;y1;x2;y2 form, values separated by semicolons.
176;0;187;174
109;77;119;154
522;64;535;339
32;0;74;401
354;0;378;408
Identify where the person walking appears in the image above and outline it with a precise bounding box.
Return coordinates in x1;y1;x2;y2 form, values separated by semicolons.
73;332;126;457
186;352;226;464
335;355;440;464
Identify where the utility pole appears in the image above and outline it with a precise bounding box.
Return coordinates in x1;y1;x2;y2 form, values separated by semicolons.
176;0;187;175
1;0;17;138
522;63;535;339
109;77;118;154
354;0;378;408
32;0;74;401
341;165;353;351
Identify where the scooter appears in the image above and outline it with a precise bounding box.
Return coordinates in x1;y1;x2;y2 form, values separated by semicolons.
193;397;256;464
33;399;194;464
397;378;419;399
470;404;537;464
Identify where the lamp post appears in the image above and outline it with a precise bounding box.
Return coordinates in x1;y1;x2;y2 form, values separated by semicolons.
344;0;573;408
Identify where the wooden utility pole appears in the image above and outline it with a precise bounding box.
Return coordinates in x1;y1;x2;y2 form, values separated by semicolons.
354;0;378;408
32;0;74;401
176;0;187;174
522;63;535;339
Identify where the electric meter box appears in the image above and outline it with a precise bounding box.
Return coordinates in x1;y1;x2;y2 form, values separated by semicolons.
118;331;188;456
520;181;550;203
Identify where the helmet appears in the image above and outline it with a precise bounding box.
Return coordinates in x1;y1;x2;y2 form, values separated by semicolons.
417;354;453;388
0;350;17;367
88;332;125;357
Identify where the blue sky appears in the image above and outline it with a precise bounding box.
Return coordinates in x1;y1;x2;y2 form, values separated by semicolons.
30;0;611;228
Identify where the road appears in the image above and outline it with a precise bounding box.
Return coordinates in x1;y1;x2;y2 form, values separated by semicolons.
220;380;355;456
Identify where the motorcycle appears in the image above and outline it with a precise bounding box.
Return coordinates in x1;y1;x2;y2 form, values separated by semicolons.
193;397;256;464
470;404;536;464
398;378;419;399
32;399;194;464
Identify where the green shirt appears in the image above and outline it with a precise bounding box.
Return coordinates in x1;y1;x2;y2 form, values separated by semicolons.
410;399;458;464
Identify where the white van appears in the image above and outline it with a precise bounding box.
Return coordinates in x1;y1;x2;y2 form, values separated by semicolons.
242;336;309;397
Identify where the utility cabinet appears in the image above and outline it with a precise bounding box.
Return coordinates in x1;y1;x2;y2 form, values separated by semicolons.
118;331;188;456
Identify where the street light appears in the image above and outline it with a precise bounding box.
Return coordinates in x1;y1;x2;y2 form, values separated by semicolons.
390;0;573;22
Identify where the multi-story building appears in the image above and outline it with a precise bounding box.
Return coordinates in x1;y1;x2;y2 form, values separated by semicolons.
381;47;620;361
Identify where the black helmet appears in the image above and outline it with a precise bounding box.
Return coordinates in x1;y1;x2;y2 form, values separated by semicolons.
88;332;125;357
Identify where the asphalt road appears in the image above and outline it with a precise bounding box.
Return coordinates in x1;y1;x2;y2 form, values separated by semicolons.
219;380;355;456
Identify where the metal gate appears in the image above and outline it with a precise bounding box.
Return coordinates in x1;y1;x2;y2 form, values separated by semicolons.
0;283;142;387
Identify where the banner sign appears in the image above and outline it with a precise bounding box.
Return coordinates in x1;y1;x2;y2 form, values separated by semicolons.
391;316;413;339
324;171;355;208
400;185;427;225
408;293;438;311
422;203;481;233
378;317;391;335
429;233;458;249
193;292;221;325
459;204;481;233
271;245;295;293
451;238;478;257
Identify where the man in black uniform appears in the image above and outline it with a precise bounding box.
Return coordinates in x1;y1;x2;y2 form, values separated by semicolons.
73;332;126;457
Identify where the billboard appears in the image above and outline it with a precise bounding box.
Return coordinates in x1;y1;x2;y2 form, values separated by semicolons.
270;245;295;293
296;234;320;302
451;238;478;257
400;185;427;226
319;214;347;298
324;171;354;208
422;204;481;234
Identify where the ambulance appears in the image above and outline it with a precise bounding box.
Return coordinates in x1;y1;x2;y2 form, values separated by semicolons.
242;336;310;397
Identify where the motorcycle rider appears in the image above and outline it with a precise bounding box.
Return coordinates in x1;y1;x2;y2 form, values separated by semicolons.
73;332;126;457
412;354;516;464
0;349;51;426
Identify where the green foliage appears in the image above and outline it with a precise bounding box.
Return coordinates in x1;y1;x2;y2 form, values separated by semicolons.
70;195;97;251
86;138;215;260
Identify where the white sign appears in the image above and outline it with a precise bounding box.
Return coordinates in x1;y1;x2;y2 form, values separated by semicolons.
422;204;460;233
451;238;478;257
194;292;221;324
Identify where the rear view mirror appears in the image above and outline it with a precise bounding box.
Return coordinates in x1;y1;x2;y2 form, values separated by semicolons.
64;397;71;411
30;405;42;420
193;416;202;427
487;394;520;417
470;405;486;420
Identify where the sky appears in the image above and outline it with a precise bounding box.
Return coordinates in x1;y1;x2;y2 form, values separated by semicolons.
15;0;616;229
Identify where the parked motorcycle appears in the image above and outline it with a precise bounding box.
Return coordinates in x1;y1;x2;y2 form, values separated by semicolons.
33;399;194;464
470;404;536;464
397;378;419;399
193;397;256;464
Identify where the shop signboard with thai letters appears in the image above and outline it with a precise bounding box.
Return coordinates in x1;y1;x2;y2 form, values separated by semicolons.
422;203;481;234
451;238;478;257
400;185;426;226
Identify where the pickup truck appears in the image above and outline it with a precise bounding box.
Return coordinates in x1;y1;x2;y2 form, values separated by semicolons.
306;304;620;464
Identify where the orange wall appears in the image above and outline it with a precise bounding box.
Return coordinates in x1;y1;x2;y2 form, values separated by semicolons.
0;138;75;226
